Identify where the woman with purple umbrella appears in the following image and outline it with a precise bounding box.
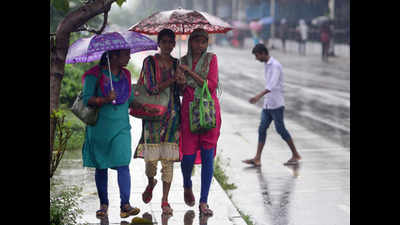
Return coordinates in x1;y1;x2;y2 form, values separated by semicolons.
81;49;157;219
66;30;158;220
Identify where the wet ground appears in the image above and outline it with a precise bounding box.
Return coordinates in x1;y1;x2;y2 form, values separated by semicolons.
213;44;350;148
53;117;247;225
212;43;350;225
54;40;350;225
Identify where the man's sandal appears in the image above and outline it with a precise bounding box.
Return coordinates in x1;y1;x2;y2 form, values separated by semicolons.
142;179;157;204
96;204;108;219
161;201;173;215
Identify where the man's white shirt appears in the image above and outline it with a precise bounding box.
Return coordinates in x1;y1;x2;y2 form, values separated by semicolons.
263;56;285;109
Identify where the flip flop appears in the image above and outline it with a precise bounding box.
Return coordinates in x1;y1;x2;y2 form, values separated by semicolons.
284;159;300;165
242;159;261;167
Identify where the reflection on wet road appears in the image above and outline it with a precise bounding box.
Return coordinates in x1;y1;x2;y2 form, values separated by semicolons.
215;45;349;225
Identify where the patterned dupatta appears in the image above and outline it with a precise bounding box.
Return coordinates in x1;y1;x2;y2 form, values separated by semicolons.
180;51;213;89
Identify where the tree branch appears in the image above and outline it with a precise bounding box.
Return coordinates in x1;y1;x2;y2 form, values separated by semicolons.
74;10;109;34
75;6;110;34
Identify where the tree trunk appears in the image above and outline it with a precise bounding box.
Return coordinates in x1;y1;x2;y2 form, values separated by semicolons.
49;0;116;176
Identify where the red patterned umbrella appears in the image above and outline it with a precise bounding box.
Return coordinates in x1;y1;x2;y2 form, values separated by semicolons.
128;7;233;35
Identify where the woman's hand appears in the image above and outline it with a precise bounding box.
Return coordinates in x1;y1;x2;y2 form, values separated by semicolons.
176;68;186;85
178;64;190;73
105;90;117;103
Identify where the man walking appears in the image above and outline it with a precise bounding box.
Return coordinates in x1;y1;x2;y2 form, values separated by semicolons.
243;44;301;167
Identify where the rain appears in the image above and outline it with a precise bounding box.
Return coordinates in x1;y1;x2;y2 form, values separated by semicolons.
51;0;350;225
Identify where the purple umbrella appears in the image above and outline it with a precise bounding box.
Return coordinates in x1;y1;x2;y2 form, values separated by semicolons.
66;31;158;64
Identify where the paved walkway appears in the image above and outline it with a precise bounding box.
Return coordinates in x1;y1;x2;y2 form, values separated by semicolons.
77;117;247;225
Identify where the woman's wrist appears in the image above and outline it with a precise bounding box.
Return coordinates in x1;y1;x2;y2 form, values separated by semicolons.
96;97;106;106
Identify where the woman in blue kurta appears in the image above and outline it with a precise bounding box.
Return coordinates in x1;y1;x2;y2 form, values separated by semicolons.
81;49;150;219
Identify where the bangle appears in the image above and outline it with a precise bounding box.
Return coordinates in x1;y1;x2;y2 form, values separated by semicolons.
96;97;103;106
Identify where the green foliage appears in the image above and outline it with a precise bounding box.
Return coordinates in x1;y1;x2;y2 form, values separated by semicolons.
51;0;69;13
116;0;127;7
63;108;85;151
60;61;97;108
51;109;74;178
213;156;237;191
237;209;255;225
61;64;84;108
50;179;86;225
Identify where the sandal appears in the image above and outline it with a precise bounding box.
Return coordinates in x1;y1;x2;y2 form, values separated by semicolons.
199;203;213;216
142;179;157;204
96;204;108;219
283;158;300;166
161;201;173;215
242;158;261;167
184;188;195;207
120;203;140;218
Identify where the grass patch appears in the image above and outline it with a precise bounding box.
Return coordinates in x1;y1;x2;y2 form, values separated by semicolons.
213;155;237;191
238;209;255;225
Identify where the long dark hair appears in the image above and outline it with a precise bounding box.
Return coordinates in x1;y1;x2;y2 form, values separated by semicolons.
99;49;121;66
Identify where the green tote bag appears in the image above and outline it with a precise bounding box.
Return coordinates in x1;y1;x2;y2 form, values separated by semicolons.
189;81;216;133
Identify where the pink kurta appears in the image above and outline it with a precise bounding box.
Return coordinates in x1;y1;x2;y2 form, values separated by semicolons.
180;54;221;164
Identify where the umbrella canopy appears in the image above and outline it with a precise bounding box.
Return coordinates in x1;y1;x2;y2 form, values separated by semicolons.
128;7;233;35
259;16;274;25
249;21;262;32
66;31;158;64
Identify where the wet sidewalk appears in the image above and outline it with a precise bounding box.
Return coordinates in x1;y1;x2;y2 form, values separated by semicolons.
75;43;349;225
77;117;247;225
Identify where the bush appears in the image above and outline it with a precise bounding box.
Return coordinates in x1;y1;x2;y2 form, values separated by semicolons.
63;109;85;151
60;63;96;108
50;180;86;225
51;109;74;178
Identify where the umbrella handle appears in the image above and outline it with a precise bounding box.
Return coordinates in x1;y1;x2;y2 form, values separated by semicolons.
107;52;117;105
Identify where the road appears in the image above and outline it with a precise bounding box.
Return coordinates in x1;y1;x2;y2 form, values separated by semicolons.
210;44;350;225
213;45;350;148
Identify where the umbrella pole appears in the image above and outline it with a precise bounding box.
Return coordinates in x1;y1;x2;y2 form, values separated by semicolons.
179;36;181;60
107;52;116;104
